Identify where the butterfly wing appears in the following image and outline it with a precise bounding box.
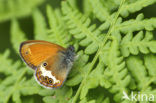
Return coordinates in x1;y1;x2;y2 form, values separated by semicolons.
19;40;65;70
35;53;71;88
20;40;75;88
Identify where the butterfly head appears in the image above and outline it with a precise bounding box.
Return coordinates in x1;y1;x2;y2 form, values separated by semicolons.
63;45;75;65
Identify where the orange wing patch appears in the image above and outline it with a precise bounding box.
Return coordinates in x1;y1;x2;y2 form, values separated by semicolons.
19;40;65;69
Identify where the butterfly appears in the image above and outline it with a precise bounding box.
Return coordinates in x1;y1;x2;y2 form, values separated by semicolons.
19;40;75;88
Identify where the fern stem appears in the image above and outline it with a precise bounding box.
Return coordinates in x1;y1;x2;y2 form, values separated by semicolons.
72;51;99;103
101;0;125;47
72;1;126;102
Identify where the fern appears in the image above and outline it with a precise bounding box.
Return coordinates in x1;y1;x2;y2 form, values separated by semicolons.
0;50;41;103
121;31;156;57
0;0;44;22
0;50;20;75
114;14;156;33
119;0;156;17
62;2;104;54
144;54;156;79
89;0;112;22
33;9;48;40
103;38;131;102
126;56;150;89
0;0;156;103
11;19;27;53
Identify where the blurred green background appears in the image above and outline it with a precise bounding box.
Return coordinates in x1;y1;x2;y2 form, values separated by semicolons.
0;0;156;59
0;0;62;60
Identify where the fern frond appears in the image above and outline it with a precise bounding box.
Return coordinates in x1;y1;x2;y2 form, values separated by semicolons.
62;2;104;54
82;0;92;16
38;89;55;96
140;87;156;99
43;86;73;103
102;97;110;103
46;5;71;47
120;0;156;17
89;0;111;22
100;0;118;11
0;66;41;103
126;56;149;89
80;62;104;100
103;38;131;102
0;50;21;75
120;31;156;57
0;0;44;22
114;14;156;33
144;54;156;83
10;19;27;53
33;9;48;40
1;20;42;103
79;97;96;103
33;5;71;47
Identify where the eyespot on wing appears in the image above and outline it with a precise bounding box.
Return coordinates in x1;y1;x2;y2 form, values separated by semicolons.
35;64;65;88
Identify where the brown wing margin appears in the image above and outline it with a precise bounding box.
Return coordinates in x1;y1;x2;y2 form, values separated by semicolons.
19;40;37;69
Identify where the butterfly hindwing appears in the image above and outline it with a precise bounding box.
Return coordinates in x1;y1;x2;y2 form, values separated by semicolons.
35;53;69;88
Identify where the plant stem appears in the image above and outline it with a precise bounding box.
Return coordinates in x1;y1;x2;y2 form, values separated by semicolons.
72;0;126;102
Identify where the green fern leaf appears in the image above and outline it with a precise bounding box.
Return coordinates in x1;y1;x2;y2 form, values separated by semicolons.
121;31;156;57
89;0;111;22
114;14;156;33
46;5;71;47
10;19;27;53
120;0;156;17
80;62;104;100
33;9;48;40
0;0;44;22
144;54;156;83
62;2;104;54
126;56;149;89
103;38;131;102
43;86;73;103
0;50;20;75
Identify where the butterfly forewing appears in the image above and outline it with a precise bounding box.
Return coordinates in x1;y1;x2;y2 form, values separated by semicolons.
19;40;65;69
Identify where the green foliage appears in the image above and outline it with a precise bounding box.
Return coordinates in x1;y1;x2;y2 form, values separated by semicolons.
0;0;156;103
0;0;44;22
121;31;156;57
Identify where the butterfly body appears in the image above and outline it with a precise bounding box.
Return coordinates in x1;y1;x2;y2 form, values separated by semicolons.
19;40;75;88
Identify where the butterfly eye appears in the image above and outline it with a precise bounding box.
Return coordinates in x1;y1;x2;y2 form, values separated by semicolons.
43;62;48;67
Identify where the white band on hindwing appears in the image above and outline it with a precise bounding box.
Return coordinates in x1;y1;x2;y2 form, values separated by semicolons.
40;65;60;84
